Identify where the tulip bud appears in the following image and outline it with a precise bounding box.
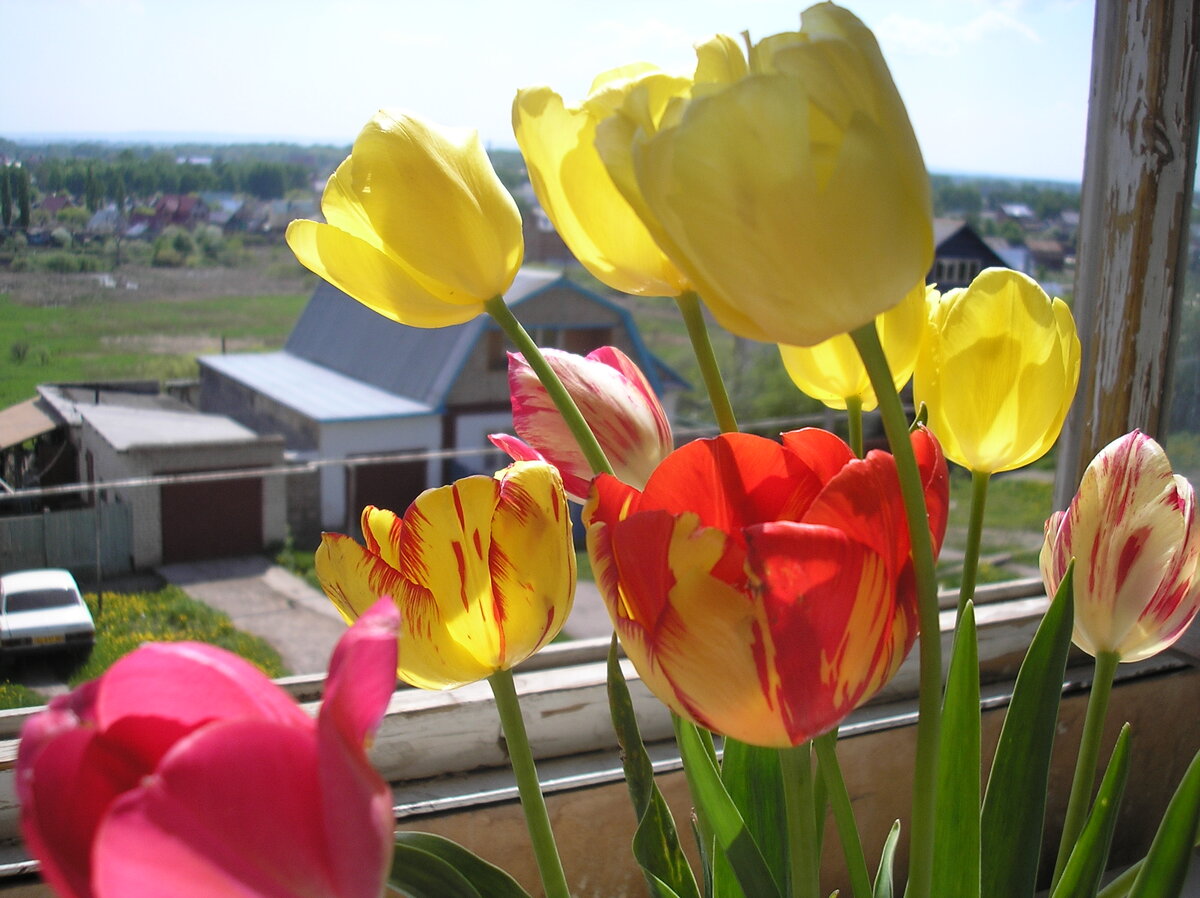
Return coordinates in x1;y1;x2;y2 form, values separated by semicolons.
779;281;928;411
490;347;673;502
915;268;1080;473
1041;430;1200;662
288;109;523;328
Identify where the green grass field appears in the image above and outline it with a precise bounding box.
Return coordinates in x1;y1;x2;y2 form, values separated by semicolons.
0;291;308;408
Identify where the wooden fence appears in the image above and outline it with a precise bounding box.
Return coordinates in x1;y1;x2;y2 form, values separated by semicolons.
0;502;132;580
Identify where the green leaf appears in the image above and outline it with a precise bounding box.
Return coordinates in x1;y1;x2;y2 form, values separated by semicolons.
715;739;787;897
608;638;703;898
873;820;902;898
932;601;981;898
980;565;1075;898
390;833;530;898
1127;747;1200;898
1052;724;1131;898
675;716;783;898
388;843;485;898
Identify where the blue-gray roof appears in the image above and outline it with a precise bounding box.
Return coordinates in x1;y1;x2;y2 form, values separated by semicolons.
201;351;434;422
283;269;560;408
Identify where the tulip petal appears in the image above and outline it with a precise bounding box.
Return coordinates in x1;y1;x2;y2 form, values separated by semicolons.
343;111;523;302
318;599;399;898
595;509;788;746
514;86;686;296
286;220;484;328
315;532;492;689
22;727;144;898
633;73;930;346
639;433;825;532
94;720;350;898
487;462;575;668
747;522;915;743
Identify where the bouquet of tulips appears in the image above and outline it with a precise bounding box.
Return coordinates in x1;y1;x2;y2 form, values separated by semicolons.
15;4;1200;897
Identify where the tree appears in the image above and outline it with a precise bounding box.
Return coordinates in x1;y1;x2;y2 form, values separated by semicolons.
15;166;31;230
85;166;101;212
0;167;11;228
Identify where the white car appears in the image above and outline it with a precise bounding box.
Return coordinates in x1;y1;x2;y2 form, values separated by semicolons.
0;569;96;656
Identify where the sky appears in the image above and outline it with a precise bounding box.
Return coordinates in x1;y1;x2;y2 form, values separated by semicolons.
1;0;1094;183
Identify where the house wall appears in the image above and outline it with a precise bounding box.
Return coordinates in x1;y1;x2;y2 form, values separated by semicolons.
445;286;638;408
317;415;442;531
80;420;286;568
199;366;322;450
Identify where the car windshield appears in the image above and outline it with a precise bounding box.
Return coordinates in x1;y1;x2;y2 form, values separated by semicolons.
4;588;77;614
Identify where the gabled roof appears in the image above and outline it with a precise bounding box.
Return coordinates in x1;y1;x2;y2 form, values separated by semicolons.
204;268;687;425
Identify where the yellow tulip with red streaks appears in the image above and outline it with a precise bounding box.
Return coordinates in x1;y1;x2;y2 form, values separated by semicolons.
316;461;574;690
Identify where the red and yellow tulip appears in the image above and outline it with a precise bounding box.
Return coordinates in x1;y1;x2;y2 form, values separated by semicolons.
1042;430;1200;662
584;427;948;747
489;346;673;502
316;461;575;689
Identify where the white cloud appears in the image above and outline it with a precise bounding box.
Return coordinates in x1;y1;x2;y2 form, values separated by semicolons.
878;8;1040;57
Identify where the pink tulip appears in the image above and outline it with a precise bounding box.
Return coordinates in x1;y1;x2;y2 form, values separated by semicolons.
1042;430;1200;662
17;599;400;898
490;346;673;502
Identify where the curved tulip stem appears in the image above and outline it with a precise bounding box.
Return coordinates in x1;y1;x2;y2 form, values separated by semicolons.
1050;649;1120;891
850;321;940;898
486;295;614;478
675;290;739;434
845;395;864;458
812;732;871;898
957;469;992;620
488;668;572;898
782;743;821;898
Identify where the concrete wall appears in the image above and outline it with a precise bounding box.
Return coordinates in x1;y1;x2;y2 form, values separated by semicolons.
317;415;442;531
199;366;321;450
80;419;286;568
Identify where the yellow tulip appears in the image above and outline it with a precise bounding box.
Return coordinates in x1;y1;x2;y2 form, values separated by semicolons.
914;268;1081;473
514;66;692;296
779;281;929;411
287;110;523;328
595;4;933;346
314;461;575;690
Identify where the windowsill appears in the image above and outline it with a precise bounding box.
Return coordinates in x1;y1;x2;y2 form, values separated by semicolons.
0;580;1194;891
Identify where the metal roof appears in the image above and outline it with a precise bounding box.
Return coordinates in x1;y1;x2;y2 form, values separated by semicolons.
77;404;261;452
283;269;560;407
200;351;434;422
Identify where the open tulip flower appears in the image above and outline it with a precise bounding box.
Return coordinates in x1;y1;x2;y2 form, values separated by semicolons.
316;461;575;689
915;267;1081;473
287;109;523;328
1042;430;1200;662
489;346;674;502
16;598;400;898
592;4;932;347
779;280;929;411
584;427;949;747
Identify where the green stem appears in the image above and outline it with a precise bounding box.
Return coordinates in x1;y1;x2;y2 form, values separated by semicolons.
1050;650;1121;891
675;290;739;434
845;395;864;458
812;732;871;898
849;322;940;898
781;743;820;898
488;668;572;898
958;469;992;620
486;294;614;478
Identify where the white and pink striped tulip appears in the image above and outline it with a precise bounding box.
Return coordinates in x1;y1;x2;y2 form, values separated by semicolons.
1041;430;1200;662
490;346;673;502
